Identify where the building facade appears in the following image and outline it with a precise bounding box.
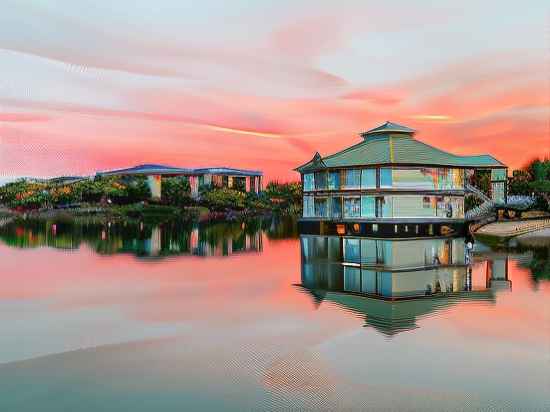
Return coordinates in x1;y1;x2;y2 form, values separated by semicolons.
296;122;506;236
96;164;262;200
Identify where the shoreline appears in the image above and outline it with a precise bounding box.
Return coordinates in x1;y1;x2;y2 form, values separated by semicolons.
0;203;292;225
474;218;550;239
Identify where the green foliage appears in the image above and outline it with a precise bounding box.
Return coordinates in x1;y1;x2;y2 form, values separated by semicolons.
263;181;302;215
470;170;491;196
0;176;303;217
509;158;550;211
0;176;152;209
201;188;246;211
464;195;483;212
161;177;191;205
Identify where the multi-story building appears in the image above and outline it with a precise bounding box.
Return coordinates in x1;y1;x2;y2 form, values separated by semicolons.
296;122;507;237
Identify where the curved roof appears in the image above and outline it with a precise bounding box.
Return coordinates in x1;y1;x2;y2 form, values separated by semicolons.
296;122;506;172
97;164;195;176
192;167;262;177
96;164;262;177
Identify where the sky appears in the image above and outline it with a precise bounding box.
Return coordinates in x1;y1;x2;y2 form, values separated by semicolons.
0;0;548;183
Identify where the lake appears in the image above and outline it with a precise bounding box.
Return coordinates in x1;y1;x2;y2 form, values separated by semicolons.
0;217;548;411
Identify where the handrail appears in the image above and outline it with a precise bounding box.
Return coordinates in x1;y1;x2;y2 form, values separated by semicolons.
465;183;493;204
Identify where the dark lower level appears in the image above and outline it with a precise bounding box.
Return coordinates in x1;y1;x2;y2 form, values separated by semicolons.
299;219;467;238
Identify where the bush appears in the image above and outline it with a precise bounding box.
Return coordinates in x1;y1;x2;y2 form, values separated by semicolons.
201;188;246;211
161;177;191;205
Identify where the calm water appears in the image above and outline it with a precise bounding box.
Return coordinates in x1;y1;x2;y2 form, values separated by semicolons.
0;218;548;411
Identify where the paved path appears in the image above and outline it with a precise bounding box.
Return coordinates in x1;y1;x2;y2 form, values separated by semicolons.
475;219;550;238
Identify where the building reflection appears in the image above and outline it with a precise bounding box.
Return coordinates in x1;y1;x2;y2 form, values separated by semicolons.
298;235;512;336
0;220;264;258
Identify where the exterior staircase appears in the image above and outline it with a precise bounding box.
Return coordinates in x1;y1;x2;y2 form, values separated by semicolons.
465;184;495;221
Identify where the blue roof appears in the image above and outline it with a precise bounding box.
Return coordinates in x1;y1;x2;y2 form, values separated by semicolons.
193;167;262;177
97;164;195;176
96;164;262;177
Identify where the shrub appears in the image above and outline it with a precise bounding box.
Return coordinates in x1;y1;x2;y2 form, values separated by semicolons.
161;177;191;205
201;188;246;211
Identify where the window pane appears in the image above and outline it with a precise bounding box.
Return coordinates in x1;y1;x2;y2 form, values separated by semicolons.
377;272;393;297
380;168;393;188
314;172;327;190
331;196;342;218
361;169;376;188
360;239;377;264
361;196;376;217
344;197;361;218
303;195;314;217
303;174;314;191
344;239;360;263
392;169;435;189
344;266;361;292
376;196;393;217
492;182;505;203
343;169;361;188
328;171;340;190
393;195;436;218
491;169;506;181
361;270;376;294
314;197;328;217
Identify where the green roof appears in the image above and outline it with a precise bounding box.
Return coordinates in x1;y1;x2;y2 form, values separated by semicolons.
361;121;416;136
296;122;506;172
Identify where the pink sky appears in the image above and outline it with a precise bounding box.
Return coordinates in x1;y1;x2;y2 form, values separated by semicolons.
0;1;548;182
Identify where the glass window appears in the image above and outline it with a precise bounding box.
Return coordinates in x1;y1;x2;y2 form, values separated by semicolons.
360;239;377;264
361;270;376;294
303;195;314;217
378;240;392;264
328;171;340;190
314;172;327;190
380;168;393;188
343;169;361;189
361;196;376;218
393;195;435;218
376;196;393;217
491;169;506;181
314;197;328;218
377;272;393;297
361;169;376;189
331;196;342;218
343;197;361;218
344;238;360;263
392;169;434;189
303;173;314;191
344;266;361;292
492;182;505;203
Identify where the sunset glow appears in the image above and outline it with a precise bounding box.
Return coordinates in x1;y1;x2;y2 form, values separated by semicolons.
0;0;548;182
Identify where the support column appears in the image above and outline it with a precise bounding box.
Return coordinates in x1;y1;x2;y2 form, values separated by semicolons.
228;176;233;188
189;175;199;199
245;176;251;192
147;175;162;200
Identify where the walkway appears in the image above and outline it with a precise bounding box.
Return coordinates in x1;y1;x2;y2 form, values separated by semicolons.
475;218;550;238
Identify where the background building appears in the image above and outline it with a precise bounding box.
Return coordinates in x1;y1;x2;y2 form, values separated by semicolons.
97;164;263;199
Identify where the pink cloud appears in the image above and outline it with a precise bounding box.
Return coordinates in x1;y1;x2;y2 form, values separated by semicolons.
0;113;51;122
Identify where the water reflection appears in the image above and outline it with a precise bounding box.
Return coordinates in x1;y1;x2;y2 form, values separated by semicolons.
0;217;298;258
299;235;516;336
